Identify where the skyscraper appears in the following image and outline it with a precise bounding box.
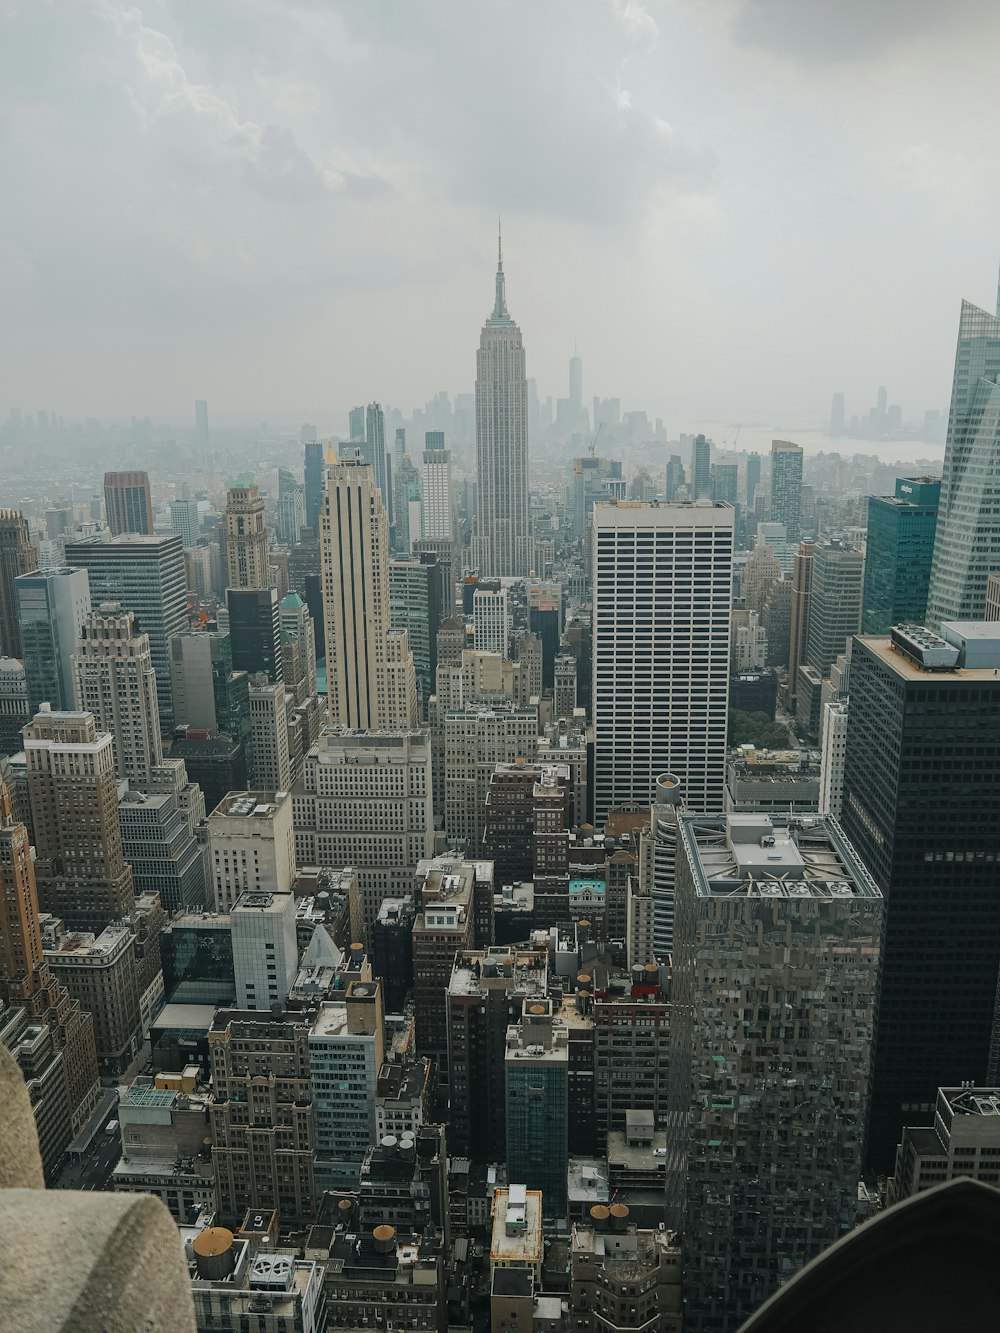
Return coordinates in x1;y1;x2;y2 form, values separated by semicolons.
73;605;162;787
745;453;761;508
505;999;569;1218
711;463;738;506
169;496;199;549
926;299;1000;625
804;539;864;678
769;440;803;542
0;510;38;658
226;586;282;684
473;230;530;577
319;457;417;730
841;626;1000;1172
830;391;845;435
421;431;453;540
224;484;270;590
591;499;733;825
103;471;154;537
668;811;882;1331
786;541;815;700
569;351;583;417
303;439;325;534
64;534;187;727
365;402;390;518
348;404;365;443
861;476;941;634
24;707;135;933
15;567;91;714
194;399;210;452
691;434;711;500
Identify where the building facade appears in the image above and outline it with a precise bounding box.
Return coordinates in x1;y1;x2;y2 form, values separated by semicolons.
103;471;154;537
861;476;941;635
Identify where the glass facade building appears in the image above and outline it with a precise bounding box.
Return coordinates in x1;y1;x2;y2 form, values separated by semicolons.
861;476;941;634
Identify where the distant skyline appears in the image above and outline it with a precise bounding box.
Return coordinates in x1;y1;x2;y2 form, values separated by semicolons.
4;2;1000;423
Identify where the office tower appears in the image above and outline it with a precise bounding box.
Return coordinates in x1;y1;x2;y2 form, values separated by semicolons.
226;586;282;684
209;1009;316;1226
830;391;846;434
412;858;478;1059
320;456;417;729
363;401;390;516
447;946;549;1160
631;773;685;958
43;921;144;1075
0;510;38;657
170;732;247;816
292;729;434;944
207;790;295;914
0;780;100;1163
553;653;577;720
0;657;28;756
841;626;1000;1172
275;480;306;547
571;1222;682;1333
310;981;385;1189
372;898;415;1012
862;477;941;634
230;888;298;1010
170;630;251;749
421;430;454;540
65;534;186;726
15;566;91;714
169;496;199;548
691;434;711;500
442;701;539;853
118;782;209;914
591;500;733;826
926;331;1000;612
389;555;442;710
786;540;815;702
668;811;882;1331
247;676;292;793
505;999;569;1217
224;484;270;590
804;540;864;678
194;399;209;451
711;462;738;506
570;456;626;538
889;1086;1000;1203
473;579;509;654
72;605;162;787
816;698;848;820
769;439;803;542
348;404;365;442
303;439;325;533
569;351;583;416
24;707;135;932
745;452;761;508
103;471;154;537
473;230;531;578
665;454;685;503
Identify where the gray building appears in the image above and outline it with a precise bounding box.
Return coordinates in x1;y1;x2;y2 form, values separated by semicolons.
15;567;91;714
667;811;882;1332
505;998;569;1218
769;440;803;542
804;539;864;679
65;535;187;726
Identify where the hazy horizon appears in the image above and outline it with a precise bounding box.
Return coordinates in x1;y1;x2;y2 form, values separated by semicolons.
5;1;1000;426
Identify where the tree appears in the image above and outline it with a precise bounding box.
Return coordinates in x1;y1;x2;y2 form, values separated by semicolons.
728;709;792;749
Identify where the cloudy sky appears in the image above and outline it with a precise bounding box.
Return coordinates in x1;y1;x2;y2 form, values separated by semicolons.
4;0;1000;430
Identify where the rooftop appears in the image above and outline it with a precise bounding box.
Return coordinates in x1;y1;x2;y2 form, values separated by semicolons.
490;1187;543;1264
861;634;1000;683
210;791;285;819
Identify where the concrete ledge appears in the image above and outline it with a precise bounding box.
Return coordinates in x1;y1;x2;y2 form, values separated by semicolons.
0;1042;44;1189
0;1189;196;1332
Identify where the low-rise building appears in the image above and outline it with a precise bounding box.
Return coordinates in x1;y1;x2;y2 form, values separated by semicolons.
184;1222;325;1333
490;1185;544;1289
570;1217;682;1332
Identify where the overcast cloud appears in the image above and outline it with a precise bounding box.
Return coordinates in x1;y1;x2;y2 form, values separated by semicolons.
3;0;1000;428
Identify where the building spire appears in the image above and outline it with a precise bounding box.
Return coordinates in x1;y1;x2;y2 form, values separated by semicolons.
492;217;509;321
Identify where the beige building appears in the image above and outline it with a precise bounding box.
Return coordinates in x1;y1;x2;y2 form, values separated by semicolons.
489;1185;543;1288
320;456;417;730
24;707;135;932
73;603;162;787
224;483;270;591
207;790;294;914
247;676;293;794
43;919;143;1076
412;859;477;1060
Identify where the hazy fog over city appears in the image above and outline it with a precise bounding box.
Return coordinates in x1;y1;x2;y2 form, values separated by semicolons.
4;0;1000;432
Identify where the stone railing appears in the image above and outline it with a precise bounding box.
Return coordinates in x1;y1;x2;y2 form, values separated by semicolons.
0;1042;196;1332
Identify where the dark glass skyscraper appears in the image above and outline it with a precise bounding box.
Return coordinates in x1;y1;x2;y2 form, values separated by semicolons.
226;587;282;684
691;434;711;500
841;627;1000;1172
303;439;324;534
769;439;803;542
861;476;941;634
927;300;1000;626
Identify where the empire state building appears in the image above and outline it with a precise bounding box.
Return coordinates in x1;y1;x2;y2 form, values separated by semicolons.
473;230;531;577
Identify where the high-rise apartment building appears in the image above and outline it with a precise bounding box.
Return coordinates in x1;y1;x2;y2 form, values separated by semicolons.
65;534;187;727
769;440;803;542
224;484;270;591
24;707;135;933
421;430;453;540
861;477;941;634
15;566;91;714
668;811;882;1331
103;471;154;537
73;605;162;787
927;299;1000;625
591;500;733;825
841;626;1000;1172
320;456;417;730
0;510;38;658
505;999;569;1217
206;790;295;914
691;435;711;500
473;232;531;578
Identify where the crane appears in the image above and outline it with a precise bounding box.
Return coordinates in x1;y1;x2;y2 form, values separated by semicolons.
588;421;605;458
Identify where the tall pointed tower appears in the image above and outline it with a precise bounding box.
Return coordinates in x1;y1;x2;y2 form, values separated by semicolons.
926;298;1000;626
473;227;531;577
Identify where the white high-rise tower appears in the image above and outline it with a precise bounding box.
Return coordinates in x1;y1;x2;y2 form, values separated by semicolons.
473;227;531;577
592;499;734;825
319;455;417;730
